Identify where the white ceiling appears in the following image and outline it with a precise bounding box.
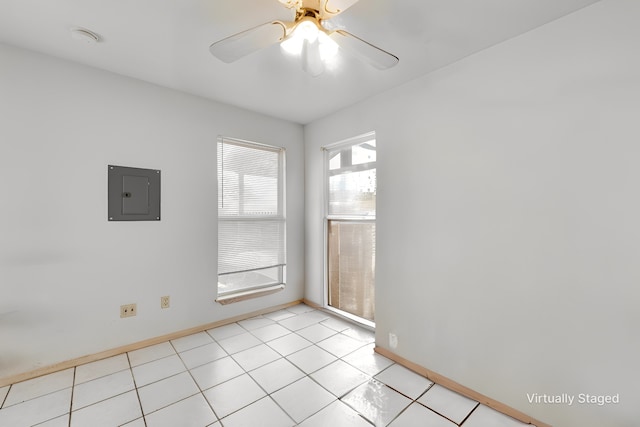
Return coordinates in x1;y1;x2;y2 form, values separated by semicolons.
0;0;599;124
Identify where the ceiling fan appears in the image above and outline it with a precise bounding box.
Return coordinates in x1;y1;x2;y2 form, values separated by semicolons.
209;0;399;76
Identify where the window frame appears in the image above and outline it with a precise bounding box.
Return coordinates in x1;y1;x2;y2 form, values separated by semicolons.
216;136;286;304
322;131;376;327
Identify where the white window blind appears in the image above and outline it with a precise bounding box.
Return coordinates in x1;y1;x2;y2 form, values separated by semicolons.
217;138;286;296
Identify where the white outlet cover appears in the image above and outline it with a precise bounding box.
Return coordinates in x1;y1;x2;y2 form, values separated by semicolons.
389;333;398;349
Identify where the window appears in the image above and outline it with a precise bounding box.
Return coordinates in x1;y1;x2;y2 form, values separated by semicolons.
325;133;376;323
217;137;286;302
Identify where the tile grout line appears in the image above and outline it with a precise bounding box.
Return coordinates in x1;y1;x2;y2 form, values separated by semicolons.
385;404;413;426
458;402;481;426
414;382;469;426
264;394;297;426
201;321;290;425
340;358;435;427
73;366;131;387
222;328;302;424
197;317;328;426
67;367;76;427
126;352;148;427
296;371;344;424
216;331;267;356
171;333;222;359
178;338;230;372
129;352;176;371
171;337;223;424
271;319;374;424
0;384;10;409
248;344;309;426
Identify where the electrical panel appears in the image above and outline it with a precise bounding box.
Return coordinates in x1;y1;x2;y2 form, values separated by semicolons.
108;165;160;221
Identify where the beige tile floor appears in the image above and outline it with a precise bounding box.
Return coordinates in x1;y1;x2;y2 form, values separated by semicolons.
0;304;534;427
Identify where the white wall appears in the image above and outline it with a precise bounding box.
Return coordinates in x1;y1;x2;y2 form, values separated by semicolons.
305;1;639;426
0;43;304;380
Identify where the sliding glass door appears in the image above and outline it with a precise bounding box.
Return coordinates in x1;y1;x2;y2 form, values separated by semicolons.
325;134;376;322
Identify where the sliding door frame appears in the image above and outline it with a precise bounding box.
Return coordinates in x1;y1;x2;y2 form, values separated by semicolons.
322;131;376;329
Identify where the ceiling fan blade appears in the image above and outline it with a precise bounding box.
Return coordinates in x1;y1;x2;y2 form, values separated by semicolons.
209;21;287;63
330;29;398;70
323;0;360;17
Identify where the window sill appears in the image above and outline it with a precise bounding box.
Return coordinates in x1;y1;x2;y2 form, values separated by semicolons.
215;284;285;305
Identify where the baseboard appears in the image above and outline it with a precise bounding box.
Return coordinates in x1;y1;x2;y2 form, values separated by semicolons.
375;346;552;427
301;298;324;310
0;300;302;388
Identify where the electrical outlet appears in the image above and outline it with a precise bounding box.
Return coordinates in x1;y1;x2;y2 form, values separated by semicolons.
160;296;170;309
120;303;137;318
389;333;398;349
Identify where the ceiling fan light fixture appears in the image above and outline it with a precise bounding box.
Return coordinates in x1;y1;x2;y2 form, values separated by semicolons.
301;37;324;77
281;19;339;63
208;0;397;74
295;20;319;42
281;20;317;54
